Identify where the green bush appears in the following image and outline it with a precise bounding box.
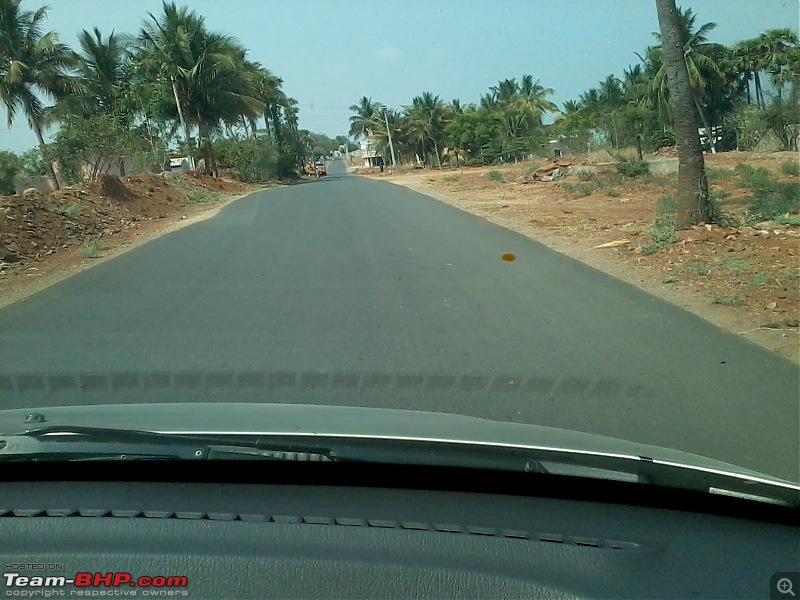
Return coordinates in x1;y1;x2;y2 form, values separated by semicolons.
707;167;735;180
560;182;594;197
55;202;82;217
77;239;106;258
0;150;21;195
486;170;504;181
725;256;753;275
641;196;679;254
711;293;744;306
19;148;48;176
708;190;738;227
186;191;218;203
614;155;650;177
735;164;775;192
735;164;800;219
576;169;594;181
780;160;800;177
772;215;800;226
749;272;770;288
46;113;145;185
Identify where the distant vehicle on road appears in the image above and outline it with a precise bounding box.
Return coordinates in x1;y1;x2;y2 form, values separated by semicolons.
314;160;327;178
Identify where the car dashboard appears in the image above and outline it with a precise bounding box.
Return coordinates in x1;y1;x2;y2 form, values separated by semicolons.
0;462;797;599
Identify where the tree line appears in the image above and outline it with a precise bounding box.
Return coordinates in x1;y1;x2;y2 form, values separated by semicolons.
0;0;335;192
350;8;799;168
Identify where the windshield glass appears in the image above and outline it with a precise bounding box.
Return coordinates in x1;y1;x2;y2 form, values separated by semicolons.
0;0;798;485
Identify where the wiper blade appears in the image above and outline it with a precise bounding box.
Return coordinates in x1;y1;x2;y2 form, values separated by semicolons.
1;426;796;508
0;426;334;462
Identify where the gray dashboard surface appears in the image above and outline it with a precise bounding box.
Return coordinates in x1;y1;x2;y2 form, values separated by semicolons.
0;481;797;599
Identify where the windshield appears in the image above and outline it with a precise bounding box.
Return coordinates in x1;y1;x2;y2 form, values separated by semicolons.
0;0;798;486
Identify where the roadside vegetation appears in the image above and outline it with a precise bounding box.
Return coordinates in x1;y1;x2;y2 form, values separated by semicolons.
0;0;347;191
351;5;799;231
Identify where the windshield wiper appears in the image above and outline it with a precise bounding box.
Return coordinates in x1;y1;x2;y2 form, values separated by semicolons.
0;426;335;462
0;425;549;471
1;425;797;508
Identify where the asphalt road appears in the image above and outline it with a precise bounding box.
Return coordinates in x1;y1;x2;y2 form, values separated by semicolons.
0;159;798;480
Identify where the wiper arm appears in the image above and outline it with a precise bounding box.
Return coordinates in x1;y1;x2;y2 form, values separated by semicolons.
0;426;333;462
1;426;796;508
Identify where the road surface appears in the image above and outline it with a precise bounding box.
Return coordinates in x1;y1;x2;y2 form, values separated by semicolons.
0;159;797;480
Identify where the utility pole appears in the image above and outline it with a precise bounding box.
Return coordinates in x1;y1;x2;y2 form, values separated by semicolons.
381;107;397;167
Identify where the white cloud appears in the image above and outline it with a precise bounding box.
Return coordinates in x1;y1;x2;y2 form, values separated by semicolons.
374;45;402;62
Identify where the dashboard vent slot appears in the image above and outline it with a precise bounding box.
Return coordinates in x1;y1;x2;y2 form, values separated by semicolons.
0;508;640;549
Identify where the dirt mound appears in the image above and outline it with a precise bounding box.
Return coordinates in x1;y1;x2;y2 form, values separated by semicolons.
1;166;254;279
182;171;244;192
0;188;135;265
90;174;138;201
120;173;186;217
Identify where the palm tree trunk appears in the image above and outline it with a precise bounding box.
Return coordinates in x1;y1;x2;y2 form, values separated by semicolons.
32;122;60;190
693;93;716;153
655;0;712;226
270;105;283;144
432;139;442;169
745;72;752;105
754;72;764;108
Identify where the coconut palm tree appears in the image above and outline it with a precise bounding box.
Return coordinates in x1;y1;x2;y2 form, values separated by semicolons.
246;62;285;139
654;0;713;226
403;92;449;168
516;74;557;128
647;6;725;150
136;1;262;175
69;28;129;116
0;0;82;189
560;100;582;116
490;78;518;104
348;96;380;140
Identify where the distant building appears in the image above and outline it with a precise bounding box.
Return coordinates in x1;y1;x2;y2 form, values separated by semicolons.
359;137;383;167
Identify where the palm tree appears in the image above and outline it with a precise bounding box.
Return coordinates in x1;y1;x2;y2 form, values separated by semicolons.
654;0;712;226
490;78;518;103
369;108;404;164
404;92;449;168
731;39;762;106
560;100;582;116
69;28;129;116
479;92;499;111
516;74;557;128
757;29;800;98
348;96;380;140
246;62;285;138
446;99;476;166
136;1;262;175
0;0;82;189
647;6;725;149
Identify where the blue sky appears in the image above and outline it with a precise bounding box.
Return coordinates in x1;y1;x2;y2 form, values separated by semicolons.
1;0;798;153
